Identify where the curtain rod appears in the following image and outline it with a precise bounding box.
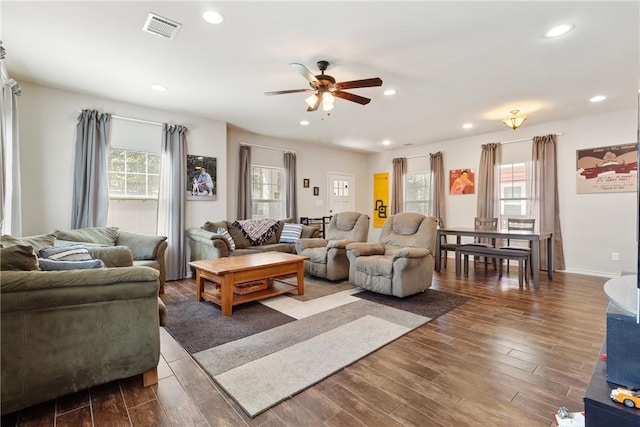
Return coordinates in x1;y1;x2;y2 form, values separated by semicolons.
76;110;163;127
501;132;564;145
240;143;295;154
402;133;564;158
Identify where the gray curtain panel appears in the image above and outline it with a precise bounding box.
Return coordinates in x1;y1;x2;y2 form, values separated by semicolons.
429;151;446;228
532;134;565;270
0;77;22;236
284;151;298;220
158;123;187;280
391;157;407;215
71;110;111;229
237;145;252;220
476;143;501;220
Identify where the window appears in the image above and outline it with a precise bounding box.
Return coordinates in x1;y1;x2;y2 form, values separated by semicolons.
405;171;431;214
252;166;285;219
499;162;531;227
106;119;161;235
107;149;160;198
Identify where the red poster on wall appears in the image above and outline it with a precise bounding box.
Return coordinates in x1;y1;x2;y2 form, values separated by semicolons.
449;169;475;195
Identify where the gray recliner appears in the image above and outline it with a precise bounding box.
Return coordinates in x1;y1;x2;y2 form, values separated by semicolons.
346;213;437;297
296;212;369;281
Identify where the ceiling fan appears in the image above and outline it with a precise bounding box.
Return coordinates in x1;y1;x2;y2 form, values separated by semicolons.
265;60;383;112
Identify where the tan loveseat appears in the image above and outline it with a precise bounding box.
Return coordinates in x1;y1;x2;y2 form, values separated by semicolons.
0;235;163;415
187;218;320;262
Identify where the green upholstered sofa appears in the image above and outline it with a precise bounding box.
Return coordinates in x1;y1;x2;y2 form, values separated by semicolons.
52;227;168;293
0;232;165;415
187;218;320;262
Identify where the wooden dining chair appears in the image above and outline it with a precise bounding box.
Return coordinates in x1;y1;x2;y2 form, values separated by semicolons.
499;218;535;277
436;217;460;269
459;217;498;273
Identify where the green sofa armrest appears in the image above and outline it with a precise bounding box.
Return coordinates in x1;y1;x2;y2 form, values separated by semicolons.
116;231;167;261
187;227;230;260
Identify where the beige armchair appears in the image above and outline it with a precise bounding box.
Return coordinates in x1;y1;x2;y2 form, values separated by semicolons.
346;213;437;297
295;212;369;281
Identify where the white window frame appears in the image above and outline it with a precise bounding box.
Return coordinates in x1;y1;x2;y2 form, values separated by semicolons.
404;170;431;214
107;148;160;200
251;165;286;219
499;162;531;228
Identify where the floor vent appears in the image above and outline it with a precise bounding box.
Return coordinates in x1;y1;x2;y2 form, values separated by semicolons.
142;12;182;40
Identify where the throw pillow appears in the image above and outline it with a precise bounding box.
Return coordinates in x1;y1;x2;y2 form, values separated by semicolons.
0;245;40;271
1;233;56;251
38;258;105;271
39;244;92;261
279;223;303;243
217;228;236;250
53;227;119;246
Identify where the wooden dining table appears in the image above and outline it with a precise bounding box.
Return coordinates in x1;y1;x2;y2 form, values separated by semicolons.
435;227;553;288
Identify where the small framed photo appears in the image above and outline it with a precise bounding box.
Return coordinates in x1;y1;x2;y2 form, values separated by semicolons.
303;178;310;188
313;186;319;196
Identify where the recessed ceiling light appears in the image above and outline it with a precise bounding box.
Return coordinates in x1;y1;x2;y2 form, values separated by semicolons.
545;24;574;38
590;95;607;103
203;11;224;24
382;139;391;146
384;89;397;96
462;123;473;129
300;120;310;126
151;84;166;92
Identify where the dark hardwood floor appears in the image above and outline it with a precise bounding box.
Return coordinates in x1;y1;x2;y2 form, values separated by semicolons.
2;265;610;426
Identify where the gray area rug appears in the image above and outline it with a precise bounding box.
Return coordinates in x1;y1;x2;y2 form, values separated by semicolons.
164;279;470;417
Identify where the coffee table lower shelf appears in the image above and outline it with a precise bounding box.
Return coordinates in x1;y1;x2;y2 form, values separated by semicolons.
201;279;298;307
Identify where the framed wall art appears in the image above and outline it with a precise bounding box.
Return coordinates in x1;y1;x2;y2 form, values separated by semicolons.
313;186;319;196
303;178;310;188
576;143;638;194
187;154;217;201
449;169;475;195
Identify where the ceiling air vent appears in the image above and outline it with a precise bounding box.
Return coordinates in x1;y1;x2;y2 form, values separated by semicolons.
142;12;182;40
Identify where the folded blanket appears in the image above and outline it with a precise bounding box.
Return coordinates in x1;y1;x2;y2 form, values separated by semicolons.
233;218;279;245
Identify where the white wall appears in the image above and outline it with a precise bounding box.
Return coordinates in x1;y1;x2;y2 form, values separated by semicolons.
368;108;638;276
227;126;370;220
17;81;227;235
16;80;638;276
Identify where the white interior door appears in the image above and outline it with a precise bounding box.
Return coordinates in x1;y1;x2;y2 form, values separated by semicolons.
328;173;355;215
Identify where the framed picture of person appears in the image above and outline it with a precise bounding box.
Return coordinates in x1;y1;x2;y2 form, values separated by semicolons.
303;178;310;188
313;186;319;196
449;169;475;195
186;155;217;201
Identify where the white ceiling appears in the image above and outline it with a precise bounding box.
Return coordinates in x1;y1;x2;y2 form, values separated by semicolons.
2;1;639;153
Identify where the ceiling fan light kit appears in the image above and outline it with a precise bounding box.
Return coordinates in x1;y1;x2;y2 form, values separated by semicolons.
265;60;383;112
502;109;528;130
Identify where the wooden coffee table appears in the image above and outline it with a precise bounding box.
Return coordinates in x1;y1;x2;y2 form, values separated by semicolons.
189;252;308;316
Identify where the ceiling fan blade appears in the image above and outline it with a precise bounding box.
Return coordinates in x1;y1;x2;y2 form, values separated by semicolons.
264;88;314;95
290;63;320;85
334;77;383;90
307;93;322;112
333;90;371;105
